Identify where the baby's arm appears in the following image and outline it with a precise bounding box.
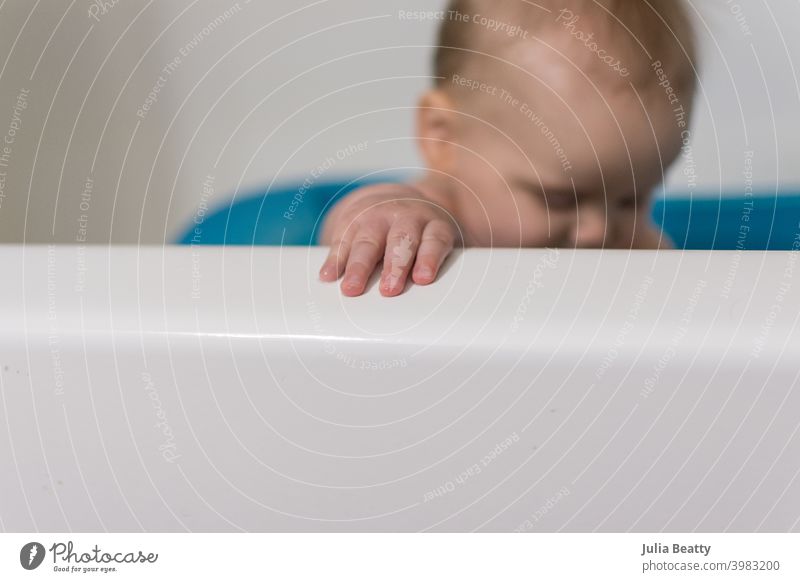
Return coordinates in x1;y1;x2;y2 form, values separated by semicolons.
319;183;460;297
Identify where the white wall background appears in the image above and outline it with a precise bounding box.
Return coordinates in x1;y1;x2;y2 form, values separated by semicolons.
0;0;797;244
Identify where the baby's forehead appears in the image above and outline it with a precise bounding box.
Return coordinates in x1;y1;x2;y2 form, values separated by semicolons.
446;0;693;97
454;47;681;172
454;38;639;126
464;9;643;85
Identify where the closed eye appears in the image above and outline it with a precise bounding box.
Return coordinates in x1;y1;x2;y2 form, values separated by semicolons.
541;187;577;211
514;180;578;211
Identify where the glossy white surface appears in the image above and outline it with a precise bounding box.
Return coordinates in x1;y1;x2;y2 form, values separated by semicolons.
0;245;798;532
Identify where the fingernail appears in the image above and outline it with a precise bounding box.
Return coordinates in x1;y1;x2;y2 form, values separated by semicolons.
343;277;360;291
385;275;400;291
416;267;434;280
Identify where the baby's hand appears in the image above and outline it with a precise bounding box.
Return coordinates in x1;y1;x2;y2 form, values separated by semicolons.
318;183;459;297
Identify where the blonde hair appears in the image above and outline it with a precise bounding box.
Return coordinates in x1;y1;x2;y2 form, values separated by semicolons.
435;0;696;93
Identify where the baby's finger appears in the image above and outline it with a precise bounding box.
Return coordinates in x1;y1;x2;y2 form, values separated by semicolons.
380;220;422;297
412;220;456;285
341;226;387;297
319;236;352;282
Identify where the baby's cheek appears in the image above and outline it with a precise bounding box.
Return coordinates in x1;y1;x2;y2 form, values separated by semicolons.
520;203;565;247
611;213;640;247
475;193;539;247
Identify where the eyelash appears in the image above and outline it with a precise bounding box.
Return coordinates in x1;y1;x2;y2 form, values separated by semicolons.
539;191;576;210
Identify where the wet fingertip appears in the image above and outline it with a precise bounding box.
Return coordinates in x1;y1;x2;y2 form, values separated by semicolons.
414;266;435;284
341;277;362;296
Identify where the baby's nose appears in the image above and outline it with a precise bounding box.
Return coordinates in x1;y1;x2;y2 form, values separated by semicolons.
571;206;608;249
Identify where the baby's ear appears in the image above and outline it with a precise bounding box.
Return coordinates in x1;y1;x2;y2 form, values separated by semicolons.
416;90;459;174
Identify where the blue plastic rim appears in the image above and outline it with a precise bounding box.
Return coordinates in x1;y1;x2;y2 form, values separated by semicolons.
178;180;800;251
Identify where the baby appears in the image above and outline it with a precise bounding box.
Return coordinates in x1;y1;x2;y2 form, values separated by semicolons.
319;0;697;296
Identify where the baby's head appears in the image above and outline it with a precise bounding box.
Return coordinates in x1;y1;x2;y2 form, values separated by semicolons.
417;0;697;248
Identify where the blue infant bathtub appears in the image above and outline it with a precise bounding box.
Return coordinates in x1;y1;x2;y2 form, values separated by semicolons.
178;180;800;250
